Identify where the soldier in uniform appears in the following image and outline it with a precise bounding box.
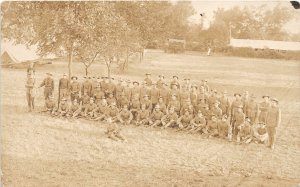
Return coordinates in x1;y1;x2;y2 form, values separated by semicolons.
124;80;132;102
144;73;152;87
58;73;70;99
218;114;231;140
94;98;109;121
180;99;193;116
168;94;180;114
39;72;54;101
170;75;180;89
258;95;271;124
246;94;259;124
183;78;191;91
189;110;207;134
118;92;129;109
252;122;268;144
139;81;150;102
149;105;164;128
56;98;69;117
156;75;165;89
107;93;117;106
131;81;140;102
157;96;167;114
190;85;198;110
266;98;281;149
232;105;246;139
68;98;81;118
100;77;108;93
169;83;180;102
81;76;92;96
69;76;80;102
115;79;124;104
84;97;98;119
161;107;178;129
141;95;152;112
150;83;159;109
219;90;231;117
179;85;190;106
93;85;105;105
117;105;133;125
129;94;140;120
44;94;56;114
159;83;169;105
230;93;243;127
105;117;126;142
177;109;193;131
136;104;150;126
207;89;218;109
90;76;99;96
200;80;209;94
106;77;116;97
206;115;219;137
198;86;208;104
26;73;35;112
237;117;253;143
210;101;222;119
242;91;250;112
80;91;90;112
106;102;119;122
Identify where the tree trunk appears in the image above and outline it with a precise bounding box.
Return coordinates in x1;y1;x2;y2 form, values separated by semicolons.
68;44;74;80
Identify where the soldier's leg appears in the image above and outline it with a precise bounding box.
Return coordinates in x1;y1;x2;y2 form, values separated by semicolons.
26;92;31;111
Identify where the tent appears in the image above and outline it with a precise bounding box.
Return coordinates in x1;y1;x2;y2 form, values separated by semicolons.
1;50;19;65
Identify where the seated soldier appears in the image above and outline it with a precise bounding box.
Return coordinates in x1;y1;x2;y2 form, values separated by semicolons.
177;109;193;131
80;91;90;112
129;93;140;120
84;97;98;119
217;114;231;140
118;92;129;109
136;104;150;126
237;117;253;143
44;94;56;114
189;110;207;134
168;94;180;114
105;117;127;142
107;93;117;107
55;98;69;117
68;98;81;118
141;95;152;112
105;102;119;122
93;85;105;105
149;105;164;128
206;115;219;137
161;107;178;129
252;122;268;144
94;98;109;121
210;101;223;119
157;96;167;114
117;105;133;125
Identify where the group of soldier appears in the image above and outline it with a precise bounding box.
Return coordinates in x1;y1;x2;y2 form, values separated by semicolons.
25;71;281;148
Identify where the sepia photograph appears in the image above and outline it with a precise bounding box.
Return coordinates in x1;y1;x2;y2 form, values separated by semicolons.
1;0;300;186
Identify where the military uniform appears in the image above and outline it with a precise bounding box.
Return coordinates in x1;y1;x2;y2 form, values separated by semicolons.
149;109;164;127
130;97;140;120
69;102;81;118
69;77;81;102
40;73;54;100
124;83;132;102
139;85;150;102
57;99;69;117
118;95;129;109
179;90;190;106
45;97;56;113
94;101;109;121
106;105;120;122
115;82;124;102
150;86;160;108
246;98;259;124
84;100;98;118
207;92;218;109
210;105;222;119
141;96;152;112
266;99;281;149
190;114;206;133
26;76;35;111
190;91;198;109
157;101;167;114
93;87;105;105
218;118;230;138
161;111;178;128
81;78;92;96
259;101;270;124
117;108;133;125
177;112;193;130
58;76;70;99
232;109;246;136
107;95;117;107
219;95;231;117
158;86;169;104
144;74;152;87
237;119;252;142
206;118;219;137
136;108;150;126
106;81;116;97
130;83;140;101
168;97;181;114
156;75;165;89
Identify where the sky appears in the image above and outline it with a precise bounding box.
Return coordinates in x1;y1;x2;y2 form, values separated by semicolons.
188;0;300;33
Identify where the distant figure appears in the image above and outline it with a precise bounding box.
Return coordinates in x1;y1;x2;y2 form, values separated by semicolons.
25;73;36;112
39;72;54;101
105;117;127;142
207;47;211;56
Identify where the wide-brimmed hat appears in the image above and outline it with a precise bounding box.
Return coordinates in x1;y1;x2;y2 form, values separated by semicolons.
71;76;78;80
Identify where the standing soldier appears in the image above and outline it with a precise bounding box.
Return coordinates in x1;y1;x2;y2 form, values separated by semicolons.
210;101;223;119
136;104;150;126
198;86;208;103
168;94;180;114
190;85;198;110
246;94;259;124
161;107;178;129
106;77;116;97
141;95;152;112
129;94;141;120
169;83;180;102
69;76;80;102
91;77;100;96
58;73;70;100
124;80;132;102
230;93;243;126
242;91;250;112
232;105;246;139
200;80;209;94
118;92;129;109
25;73;35;112
207;89;218;109
266;98;281;149
39;72;54;101
107;93;117;107
81;76;92;96
180;86;190;106
159;83;169;105
115;79;124;104
156;75;165;89
130;81;140;102
140;81;150;102
117;105;133;125
183;78;191;91
219;90;231;117
150;83;159;109
144;73;152;87
170;75;180;89
258;95;271;124
93;85;105;106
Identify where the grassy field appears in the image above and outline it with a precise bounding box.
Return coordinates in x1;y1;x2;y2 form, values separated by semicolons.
1;50;300;186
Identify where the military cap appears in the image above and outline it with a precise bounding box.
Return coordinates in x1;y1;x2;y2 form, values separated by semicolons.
96;84;101;87
93;76;96;79
173;75;179;79
71;76;78;80
83;76;87;78
184;78;190;80
145;73;151;75
46;72;52;76
262;95;270;98
271;97;279;103
159;96;163;99
133;81;139;85
88;76;91;79
234;93;241;97
110;77;115;80
212;89;217;93
158;75;165;78
245;117;250;122
171;83;179;86
171;93;177;97
97;77;101;79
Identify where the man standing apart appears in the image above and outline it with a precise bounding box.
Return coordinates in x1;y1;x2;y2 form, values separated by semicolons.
25;73;35;112
266;98;281;150
39;72;54;102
